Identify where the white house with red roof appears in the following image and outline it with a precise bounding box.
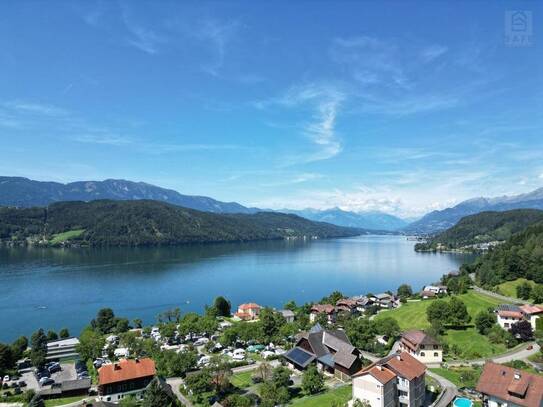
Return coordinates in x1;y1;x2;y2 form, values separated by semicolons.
97;358;156;402
398;330;442;364
496;304;543;330
519;304;543;330
351;352;426;407
234;303;261;321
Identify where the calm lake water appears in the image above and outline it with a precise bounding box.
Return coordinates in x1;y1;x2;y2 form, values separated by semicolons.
0;236;475;342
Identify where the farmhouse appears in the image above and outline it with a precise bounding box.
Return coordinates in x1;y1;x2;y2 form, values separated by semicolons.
398;330;442;364
309;304;336;323
234;303;261;321
283;323;362;380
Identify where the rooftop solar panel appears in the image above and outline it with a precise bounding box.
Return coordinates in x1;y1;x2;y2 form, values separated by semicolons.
285;347;315;367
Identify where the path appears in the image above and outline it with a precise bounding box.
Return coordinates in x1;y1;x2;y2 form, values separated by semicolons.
427;370;457;407
468;273;524;305
166;377;194;407
446;342;541;366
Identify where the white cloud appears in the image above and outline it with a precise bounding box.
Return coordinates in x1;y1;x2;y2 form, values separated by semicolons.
4;101;68;117
121;7;166;54
420;45;448;63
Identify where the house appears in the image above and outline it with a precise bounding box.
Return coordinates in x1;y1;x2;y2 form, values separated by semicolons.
279;309;295;323
97;358;156;402
476;362;543;407
420;290;436;300
309;304;336;323
398;330;442;364
351;352;426;407
336;298;359;314
283;323;362;381
519;304;543;330
496;304;524;329
352;296;375;313
422;285;447;295
46;337;80;361
234;303;261;321
372;293;399;309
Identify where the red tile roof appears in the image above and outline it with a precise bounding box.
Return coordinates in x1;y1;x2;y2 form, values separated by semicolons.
498;310;524;319
311;304;335;314
353;352;426;382
476;362;543;407
360;364;397;384
98;358;155;386
238;303;261;310
520;304;543;315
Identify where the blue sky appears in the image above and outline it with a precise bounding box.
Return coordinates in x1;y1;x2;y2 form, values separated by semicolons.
0;1;542;217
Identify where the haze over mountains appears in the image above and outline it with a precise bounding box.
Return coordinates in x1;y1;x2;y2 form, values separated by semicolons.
2;176;543;234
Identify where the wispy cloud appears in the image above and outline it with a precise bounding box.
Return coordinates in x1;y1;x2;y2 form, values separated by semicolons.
4;101;68;117
261;172;323;187
121;7;166;54
193;18;240;76
420;45;448;63
139;143;245;155
74;133;132;146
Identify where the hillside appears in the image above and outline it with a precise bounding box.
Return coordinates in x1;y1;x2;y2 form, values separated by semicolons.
414;209;543;252
404;188;543;234
471;221;543;287
280;208;407;231
0;200;361;247
0;177;256;214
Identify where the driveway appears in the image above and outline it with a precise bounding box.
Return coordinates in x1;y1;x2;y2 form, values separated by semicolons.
166;377;193;407
427;370;457;407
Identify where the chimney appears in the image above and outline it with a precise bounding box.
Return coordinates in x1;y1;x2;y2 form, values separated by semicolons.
114;363;121;370
514;371;521;380
377;365;383;371
135;358;140;363
396;354;402;361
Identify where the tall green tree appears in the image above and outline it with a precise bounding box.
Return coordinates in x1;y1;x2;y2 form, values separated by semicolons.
448;297;471;326
30;329;47;368
475;311;497;335
0;343;14;376
77;327;106;361
142;377;178;407
397;284;413;299
517;281;533;300
59;328;70;339
213;296;232;317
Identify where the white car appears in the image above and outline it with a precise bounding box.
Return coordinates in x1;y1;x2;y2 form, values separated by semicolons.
198;356;210;366
232;349;246;360
3;375;9;383
261;350;275;359
194;338;209;346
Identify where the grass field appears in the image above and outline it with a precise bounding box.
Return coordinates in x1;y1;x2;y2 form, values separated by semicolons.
429;367;482;388
231;370;254;388
375;290;504;359
496;278;535;300
289;385;352;406
44;396;87;406
50;229;85;245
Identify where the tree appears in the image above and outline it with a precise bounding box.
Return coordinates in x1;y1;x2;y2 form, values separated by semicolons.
475;311;497;335
30;329;47;368
59;328;70;339
253;362;273;382
397;284;413;299
120;396;140;407
142;377;178;407
185;371;212;402
301;365;324;395
225;394;252;407
284;300;297;311
517;281;533;300
448;297;471;326
511;320;533;341
271;366;291;388
47;330;58;341
0;343;14;376
132;319;143;329
28;393;45;407
11;336;28;361
114;318;130;334
77;327;106;361
321;290;344;305
260;308;286;343
374;317;400;338
92;308;116;334
345;318;377;351
214;296;232;317
259;381;290;407
426;300;450;327
532;284;543;304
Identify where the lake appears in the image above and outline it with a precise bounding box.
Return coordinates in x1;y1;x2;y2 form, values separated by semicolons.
0;235;475;342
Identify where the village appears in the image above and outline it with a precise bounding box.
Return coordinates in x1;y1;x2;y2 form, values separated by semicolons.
1;272;543;407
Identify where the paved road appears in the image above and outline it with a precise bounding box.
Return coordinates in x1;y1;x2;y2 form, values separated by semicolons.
166;377;193;407
427;370;457;407
446;341;541;367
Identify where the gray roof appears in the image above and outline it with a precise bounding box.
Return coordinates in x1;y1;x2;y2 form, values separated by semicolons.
497;304;521;312
280;309;295;317
61;378;91;391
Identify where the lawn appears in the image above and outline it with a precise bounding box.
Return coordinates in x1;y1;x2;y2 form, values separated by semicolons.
50;229;85;245
375;290;504;359
289;385;352;406
44;396;87;406
496;278;535;301
231;370;254;388
430;367;482;388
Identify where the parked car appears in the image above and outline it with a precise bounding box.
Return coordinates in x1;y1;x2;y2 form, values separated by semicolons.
197;356;211;366
39;377;54;386
35;369;50;379
232;349;246;361
2;375;9;383
194;338;210;346
18;381;26;388
13;386;22;395
48;363;61;373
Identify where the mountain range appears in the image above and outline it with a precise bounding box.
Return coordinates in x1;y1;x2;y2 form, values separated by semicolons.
404;188;543;234
278;208;408;231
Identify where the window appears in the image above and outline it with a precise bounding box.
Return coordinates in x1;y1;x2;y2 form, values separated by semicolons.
420;345;425;349
420;352;425;356
434;352;439;357
433;345;438;349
